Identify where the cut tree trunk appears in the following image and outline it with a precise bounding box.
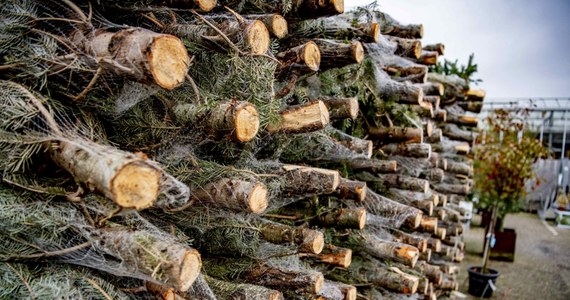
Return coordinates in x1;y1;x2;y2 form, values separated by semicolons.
443;124;477;143
368;126;423;143
334;178;367;202
419;216;438;234
446;161;472;176
415;51;438;65
423;43;445;55
435;108;447;122
204;275;284;300
288;18;380;43
457;101;483;113
381;143;431;159
166;18;269;54
374;78;424;104
385;36;422;59
246;14;289;39
423;96;441;109
267;100;329;133
465;89;486;102
357;172;429;193
280;165;340;194
319;280;357;300
349;158;397;173
446;112;479;127
433;183;470;196
390;229;428;253
276;42;321;75
409;103;434;118
383;66;428;84
205;259;324;294
375;12;424;39
426;128;442;143
72;27;189;90
318;97;359;120
261;223;324;254
312;39;364;71
419;83;444;96
318;208;367;230
295;0;345;19
173;101;260;142
309;244;353;268
49;139;162;210
363;191;423;229
191;178;269;213
365;266;419;294
359;235;420;267
97;230;202;292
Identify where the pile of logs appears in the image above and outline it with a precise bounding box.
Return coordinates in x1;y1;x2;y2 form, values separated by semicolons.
0;0;484;299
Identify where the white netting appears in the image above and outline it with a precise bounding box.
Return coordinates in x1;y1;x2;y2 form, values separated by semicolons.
349;191;420;229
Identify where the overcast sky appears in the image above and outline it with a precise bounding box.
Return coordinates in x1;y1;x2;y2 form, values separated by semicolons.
346;0;570;99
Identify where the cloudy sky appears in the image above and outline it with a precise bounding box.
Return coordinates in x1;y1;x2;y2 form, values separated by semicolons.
346;0;570;99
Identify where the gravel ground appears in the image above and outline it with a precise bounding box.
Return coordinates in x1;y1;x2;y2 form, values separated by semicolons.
455;213;570;300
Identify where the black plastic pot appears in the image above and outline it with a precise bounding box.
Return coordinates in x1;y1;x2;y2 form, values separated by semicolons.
467;266;500;298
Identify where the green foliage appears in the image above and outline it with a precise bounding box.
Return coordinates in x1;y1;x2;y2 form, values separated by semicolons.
473;109;548;220
429;53;483;85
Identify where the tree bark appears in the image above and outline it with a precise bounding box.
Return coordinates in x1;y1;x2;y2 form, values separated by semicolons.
465;89;486;102
364;266;419;294
368;126;423;143
276;42;321;75
97;230;202;292
390;229;428;253
381;143;431;159
261;223;324;254
310;244;353;268
312;40;364;71
173;101;260;142
423;95;441;109
204;275;284;300
267;101;329;134
318;208;367;230
385;36;422;59
359;236;420;267
433;183;470;196
206;259;324;294
280;165;340;194
442;123;476;142
457;101;483;113
349;158;397;173
415;51;438;65
191;178;269;214
374;79;424;105
446;161;472;176
334;178;367;202
318;97;359;120
435;108;447;122
419;83;444;96
423;43;445;55
419;216;438;234
446;112;480;127
363;191;423;229
49;139;162;210
246;14;289;39
72;27;189;90
357;172;429;193
288;18;379;43
383;66;428;84
295;0;345;19
426;128;442;143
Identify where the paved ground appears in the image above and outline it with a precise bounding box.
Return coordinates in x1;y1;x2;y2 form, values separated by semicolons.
455;213;570;299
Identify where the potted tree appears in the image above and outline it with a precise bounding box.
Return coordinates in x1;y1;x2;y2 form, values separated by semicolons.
468;109;547;297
